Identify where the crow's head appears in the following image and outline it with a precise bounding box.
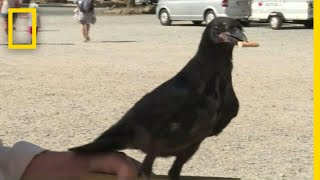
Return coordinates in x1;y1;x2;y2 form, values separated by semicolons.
205;17;247;46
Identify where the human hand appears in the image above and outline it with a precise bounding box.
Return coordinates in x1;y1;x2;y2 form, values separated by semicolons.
21;151;139;180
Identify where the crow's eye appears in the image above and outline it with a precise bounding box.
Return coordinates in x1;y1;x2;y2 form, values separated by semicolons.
214;27;219;31
230;27;241;34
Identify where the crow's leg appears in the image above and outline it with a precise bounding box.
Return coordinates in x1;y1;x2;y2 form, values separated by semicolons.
168;142;201;180
141;152;156;180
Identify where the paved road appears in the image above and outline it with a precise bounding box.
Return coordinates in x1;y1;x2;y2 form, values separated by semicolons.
38;6;77;16
0;14;313;180
36;6;106;16
1;11;311;45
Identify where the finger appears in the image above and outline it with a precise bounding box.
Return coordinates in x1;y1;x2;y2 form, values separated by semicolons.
88;152;138;180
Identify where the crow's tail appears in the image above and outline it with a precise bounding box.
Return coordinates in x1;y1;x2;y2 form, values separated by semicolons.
69;123;133;154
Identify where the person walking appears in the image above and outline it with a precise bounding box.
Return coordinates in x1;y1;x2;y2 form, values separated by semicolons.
73;0;96;42
20;1;41;44
0;0;20;37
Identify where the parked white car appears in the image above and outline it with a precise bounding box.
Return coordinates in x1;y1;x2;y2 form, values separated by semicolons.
249;0;313;29
156;0;252;26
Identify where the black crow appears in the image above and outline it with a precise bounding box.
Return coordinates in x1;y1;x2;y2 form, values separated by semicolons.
69;17;247;180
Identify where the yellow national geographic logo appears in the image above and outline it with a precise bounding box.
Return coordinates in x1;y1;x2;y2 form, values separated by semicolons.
8;8;37;49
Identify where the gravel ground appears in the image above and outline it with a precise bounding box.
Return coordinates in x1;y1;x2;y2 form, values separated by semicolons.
0;14;313;180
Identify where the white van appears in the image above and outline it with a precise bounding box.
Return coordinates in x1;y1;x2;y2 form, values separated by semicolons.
249;0;313;29
156;0;252;25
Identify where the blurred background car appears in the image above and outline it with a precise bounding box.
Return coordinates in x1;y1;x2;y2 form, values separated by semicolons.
156;0;251;26
249;0;313;29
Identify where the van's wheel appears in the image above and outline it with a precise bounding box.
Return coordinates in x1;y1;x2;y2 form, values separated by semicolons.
304;20;313;29
205;10;216;25
269;16;282;30
159;9;172;26
192;21;202;25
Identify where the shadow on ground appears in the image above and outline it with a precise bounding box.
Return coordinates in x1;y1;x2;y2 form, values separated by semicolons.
0;40;138;46
81;174;241;180
0;43;75;45
94;40;138;43
169;22;312;31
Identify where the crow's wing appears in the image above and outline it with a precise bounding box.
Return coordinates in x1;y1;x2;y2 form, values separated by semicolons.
120;75;201;132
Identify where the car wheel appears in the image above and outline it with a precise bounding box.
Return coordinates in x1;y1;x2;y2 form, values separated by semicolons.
269;16;282;30
304;20;313;29
192;21;203;25
149;0;158;4
205;10;216;25
240;20;250;27
159;9;172;26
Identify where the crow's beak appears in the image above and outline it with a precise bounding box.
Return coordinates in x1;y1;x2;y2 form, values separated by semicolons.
229;29;247;42
218;28;247;45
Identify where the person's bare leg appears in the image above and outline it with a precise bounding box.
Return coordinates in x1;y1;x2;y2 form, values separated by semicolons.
13;13;17;30
86;24;90;41
81;24;87;41
4;19;8;35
